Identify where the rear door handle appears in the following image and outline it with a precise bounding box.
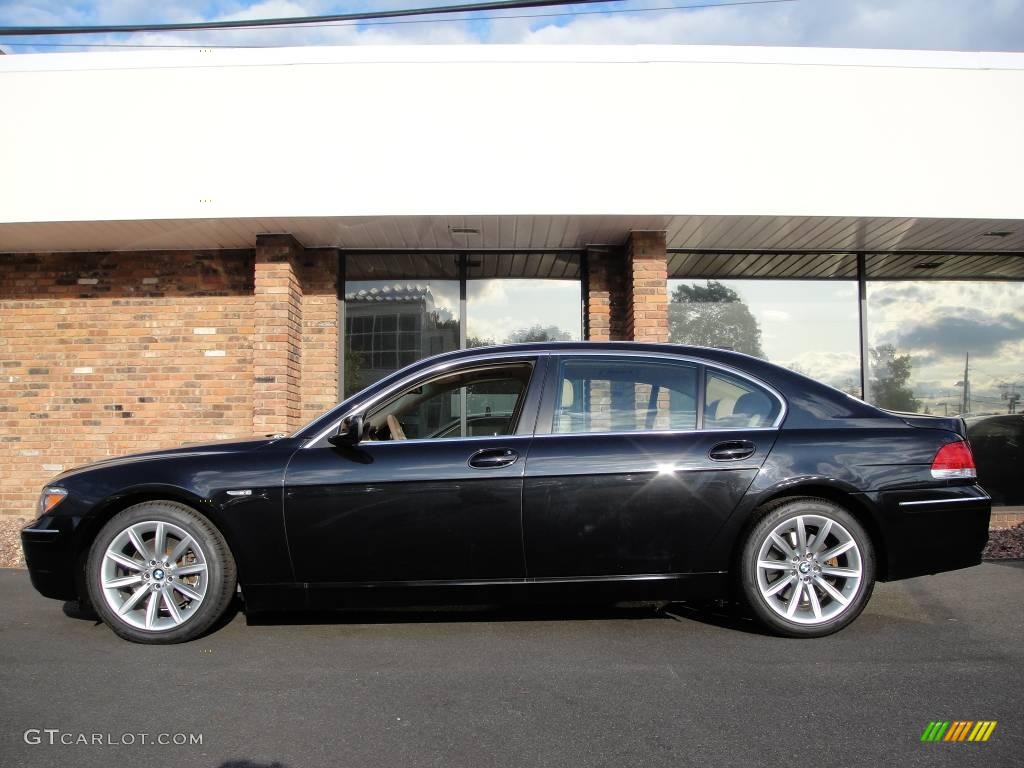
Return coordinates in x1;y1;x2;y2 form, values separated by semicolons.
709;440;756;461
468;448;519;469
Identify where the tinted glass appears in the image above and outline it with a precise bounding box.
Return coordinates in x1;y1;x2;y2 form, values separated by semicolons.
344;280;460;393
865;281;1024;417
467;279;582;347
552;358;698;434
366;364;532;441
668;279;861;396
705;370;779;429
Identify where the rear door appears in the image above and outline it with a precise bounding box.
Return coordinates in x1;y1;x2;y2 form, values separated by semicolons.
522;354;782;578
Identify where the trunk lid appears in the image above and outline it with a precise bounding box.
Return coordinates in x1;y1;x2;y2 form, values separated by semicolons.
884;409;967;438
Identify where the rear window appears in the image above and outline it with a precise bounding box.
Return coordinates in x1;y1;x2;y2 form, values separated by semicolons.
704;369;780;429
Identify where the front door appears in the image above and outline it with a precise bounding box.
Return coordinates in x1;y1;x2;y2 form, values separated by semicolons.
283;358;542;588
523;355;780;578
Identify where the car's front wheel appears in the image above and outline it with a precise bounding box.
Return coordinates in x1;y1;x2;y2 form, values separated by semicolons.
86;501;236;643
740;498;875;638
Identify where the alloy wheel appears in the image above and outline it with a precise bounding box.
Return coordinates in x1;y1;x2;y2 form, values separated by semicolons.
754;514;863;625
100;520;209;631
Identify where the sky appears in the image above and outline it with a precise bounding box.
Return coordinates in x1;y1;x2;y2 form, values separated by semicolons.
1;0;1023;53
669;279;1024;416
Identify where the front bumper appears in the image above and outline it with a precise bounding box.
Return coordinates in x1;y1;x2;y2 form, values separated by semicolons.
865;485;991;581
21;516;79;601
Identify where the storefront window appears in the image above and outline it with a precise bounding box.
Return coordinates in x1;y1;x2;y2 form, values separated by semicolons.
343;254;582;396
865;281;1024;417
667;279;861;395
344;280;460;393
466;279;582;348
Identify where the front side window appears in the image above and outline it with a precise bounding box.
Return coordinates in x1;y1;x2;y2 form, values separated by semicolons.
552;358;698;434
705;369;779;428
365;363;533;441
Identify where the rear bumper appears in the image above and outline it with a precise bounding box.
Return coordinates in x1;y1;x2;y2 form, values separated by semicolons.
863;486;991;581
20;516;78;601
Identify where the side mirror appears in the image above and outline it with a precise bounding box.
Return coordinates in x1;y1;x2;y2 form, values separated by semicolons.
328;414;364;447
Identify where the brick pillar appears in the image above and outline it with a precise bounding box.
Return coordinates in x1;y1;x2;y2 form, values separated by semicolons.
583;247;626;341
623;231;668;343
253;234;304;434
298;248;340;423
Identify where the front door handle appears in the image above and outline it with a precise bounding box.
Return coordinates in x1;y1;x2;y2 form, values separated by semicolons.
709;440;756;461
468;448;519;469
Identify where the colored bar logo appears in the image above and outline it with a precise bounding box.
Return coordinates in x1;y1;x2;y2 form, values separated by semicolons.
921;721;997;742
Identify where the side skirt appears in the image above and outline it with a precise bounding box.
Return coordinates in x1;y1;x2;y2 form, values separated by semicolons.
243;572;730;612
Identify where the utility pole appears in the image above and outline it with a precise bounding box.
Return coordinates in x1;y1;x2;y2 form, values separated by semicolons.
961;352;971;415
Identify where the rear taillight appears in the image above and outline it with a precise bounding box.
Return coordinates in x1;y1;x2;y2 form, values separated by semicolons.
931;440;977;480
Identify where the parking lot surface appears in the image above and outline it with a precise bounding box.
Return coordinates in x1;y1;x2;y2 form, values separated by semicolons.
1;563;1021;768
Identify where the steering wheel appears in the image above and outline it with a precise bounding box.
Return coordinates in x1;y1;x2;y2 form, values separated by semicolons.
386;414;407;441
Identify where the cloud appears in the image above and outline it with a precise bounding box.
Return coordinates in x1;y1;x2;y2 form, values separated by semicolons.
516;0;1024;50
890;312;1024;359
2;0;1023;52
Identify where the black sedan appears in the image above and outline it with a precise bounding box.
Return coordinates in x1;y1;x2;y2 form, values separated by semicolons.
21;342;991;642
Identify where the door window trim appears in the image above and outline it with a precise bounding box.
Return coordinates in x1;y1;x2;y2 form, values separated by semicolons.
304;353;546;448
534;353;787;436
304;349;786;446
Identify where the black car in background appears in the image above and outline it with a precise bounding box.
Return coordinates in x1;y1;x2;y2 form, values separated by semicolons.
966;414;1024;506
21;343;991;643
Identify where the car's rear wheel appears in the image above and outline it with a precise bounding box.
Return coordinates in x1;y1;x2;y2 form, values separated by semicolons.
86;501;236;644
740;498;875;638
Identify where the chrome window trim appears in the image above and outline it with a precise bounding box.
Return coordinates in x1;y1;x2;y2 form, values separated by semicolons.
304;351;548;447
898;495;990;507
531;427;780;440
304;348;788;447
544;350;787;435
343;433;533;449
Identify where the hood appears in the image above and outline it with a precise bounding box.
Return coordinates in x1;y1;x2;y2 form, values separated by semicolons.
53;435;287;480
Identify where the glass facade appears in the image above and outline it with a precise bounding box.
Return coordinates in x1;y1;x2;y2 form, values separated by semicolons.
467;279;582;347
865;281;1024;417
342;254;582;396
344;279;461;393
667;279;862;395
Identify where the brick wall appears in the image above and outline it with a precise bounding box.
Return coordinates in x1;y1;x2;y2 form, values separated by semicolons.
623;231;669;343
253;235;304;435
583;247;626;341
298;248;340;425
0;249;255;518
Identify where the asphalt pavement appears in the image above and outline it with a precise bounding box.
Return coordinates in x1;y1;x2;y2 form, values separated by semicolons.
1;563;1022;768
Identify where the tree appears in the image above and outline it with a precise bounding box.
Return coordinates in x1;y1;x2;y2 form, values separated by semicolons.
869;344;920;412
343;341;365;396
668;281;764;357
466;335;495;348
506;324;573;344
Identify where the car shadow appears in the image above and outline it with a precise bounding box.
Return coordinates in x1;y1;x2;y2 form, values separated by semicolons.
61;594;244;639
660;600;775;636
61;599;100;623
243;599;775;635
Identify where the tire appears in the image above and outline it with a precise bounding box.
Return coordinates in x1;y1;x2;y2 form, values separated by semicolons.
85;500;237;644
739;497;875;638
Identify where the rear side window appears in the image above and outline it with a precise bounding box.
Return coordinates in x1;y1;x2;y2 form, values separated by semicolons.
705;369;779;429
552;358;698;434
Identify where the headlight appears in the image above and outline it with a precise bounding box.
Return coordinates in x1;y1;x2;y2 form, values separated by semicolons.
38;486;68;516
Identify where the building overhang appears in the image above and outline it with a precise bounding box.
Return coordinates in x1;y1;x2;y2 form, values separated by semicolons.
2;214;1022;279
2;44;1023;230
